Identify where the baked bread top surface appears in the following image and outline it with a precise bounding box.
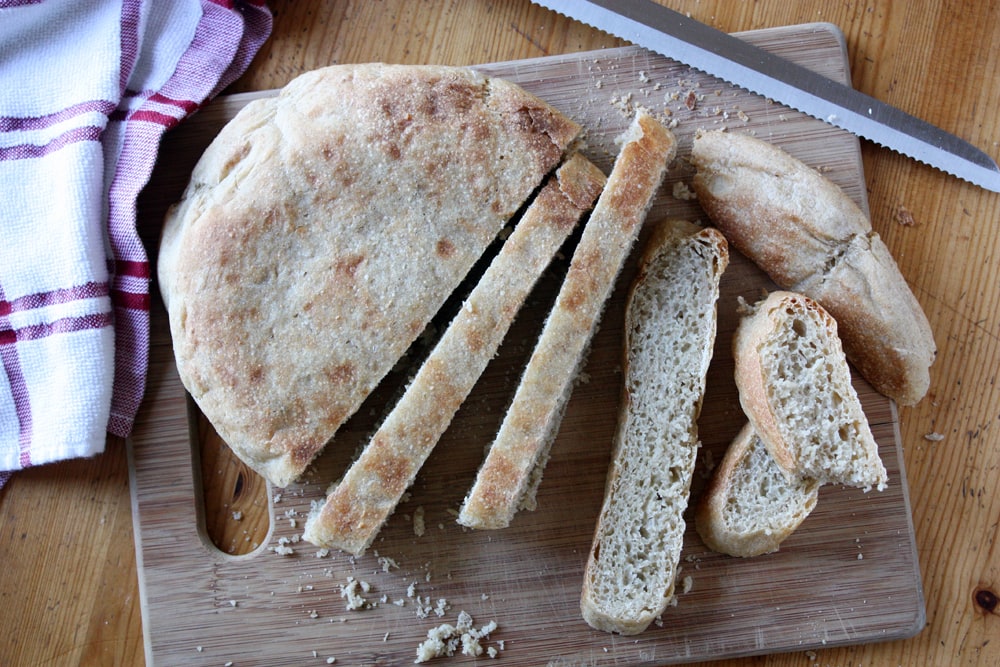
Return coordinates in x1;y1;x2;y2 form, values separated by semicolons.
157;63;579;487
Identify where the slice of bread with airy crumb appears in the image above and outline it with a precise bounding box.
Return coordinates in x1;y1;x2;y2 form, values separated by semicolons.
302;154;606;555
580;219;728;635
733;291;888;491
457;110;677;531
695;422;820;557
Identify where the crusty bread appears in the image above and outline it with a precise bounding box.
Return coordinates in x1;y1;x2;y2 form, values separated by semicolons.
695;422;820;557
733;291;888;491
302;153;607;555
690;130;935;405
157;64;580;487
580;219;728;635
457;110;677;531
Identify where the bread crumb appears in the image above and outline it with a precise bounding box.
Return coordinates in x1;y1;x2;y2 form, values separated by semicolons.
435;598;451;617
272;536;295;556
924;432;945;442
896;205;916;226
414;611;501;663
326;658;337;664
413;506;426;537
681;575;693;594
231;511;242;521
671;181;697;201
340;577;375;611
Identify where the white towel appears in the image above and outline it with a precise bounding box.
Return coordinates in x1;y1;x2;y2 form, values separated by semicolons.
0;0;272;485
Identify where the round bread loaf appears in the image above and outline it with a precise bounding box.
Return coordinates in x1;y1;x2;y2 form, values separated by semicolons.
157;64;580;487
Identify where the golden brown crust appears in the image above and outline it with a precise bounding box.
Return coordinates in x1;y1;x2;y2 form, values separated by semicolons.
303;153;606;554
157;64;581;488
457;111;676;531
691;130;934;406
802;233;936;406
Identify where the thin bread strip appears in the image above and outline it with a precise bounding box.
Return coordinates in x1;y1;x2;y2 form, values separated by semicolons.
580;220;728;635
733;291;888;491
695;422;820;558
457;110;677;530
302;153;607;555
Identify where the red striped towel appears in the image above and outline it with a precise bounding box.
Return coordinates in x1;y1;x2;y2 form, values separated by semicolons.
0;0;272;486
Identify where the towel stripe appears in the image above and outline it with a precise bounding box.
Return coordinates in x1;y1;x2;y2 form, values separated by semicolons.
0;125;104;161
0;99;117;132
0;284;32;468
0;282;109;317
0;312;113;345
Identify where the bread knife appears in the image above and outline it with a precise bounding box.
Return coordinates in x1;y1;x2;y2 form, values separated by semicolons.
532;0;1000;193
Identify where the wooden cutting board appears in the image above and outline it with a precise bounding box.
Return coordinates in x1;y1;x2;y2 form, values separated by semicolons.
129;23;925;667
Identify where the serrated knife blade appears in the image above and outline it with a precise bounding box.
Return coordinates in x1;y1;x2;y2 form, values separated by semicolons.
532;0;1000;193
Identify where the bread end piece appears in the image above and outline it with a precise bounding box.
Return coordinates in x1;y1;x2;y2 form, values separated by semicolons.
802;232;936;406
690;130;935;406
733;291;888;491
695;423;820;557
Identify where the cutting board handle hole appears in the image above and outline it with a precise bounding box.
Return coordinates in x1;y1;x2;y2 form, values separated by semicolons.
193;408;273;557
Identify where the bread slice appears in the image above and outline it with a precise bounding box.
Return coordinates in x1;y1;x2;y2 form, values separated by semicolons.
733;291;888;491
690;130;935;406
157;64;581;487
302;153;607;555
580;219;728;635
457;110;677;531
695;422;820;557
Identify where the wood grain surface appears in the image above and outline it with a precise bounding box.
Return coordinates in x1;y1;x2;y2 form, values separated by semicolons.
127;25;920;667
2;2;999;666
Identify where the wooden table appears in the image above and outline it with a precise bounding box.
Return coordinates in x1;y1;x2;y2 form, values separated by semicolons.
2;1;999;665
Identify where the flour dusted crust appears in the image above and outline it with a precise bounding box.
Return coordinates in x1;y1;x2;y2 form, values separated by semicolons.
157;64;580;487
302;153;606;555
457;110;677;531
691;130;935;405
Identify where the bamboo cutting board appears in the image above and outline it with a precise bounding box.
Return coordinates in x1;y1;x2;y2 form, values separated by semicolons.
130;23;925;666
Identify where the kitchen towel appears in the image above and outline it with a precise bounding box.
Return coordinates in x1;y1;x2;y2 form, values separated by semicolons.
0;0;272;486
